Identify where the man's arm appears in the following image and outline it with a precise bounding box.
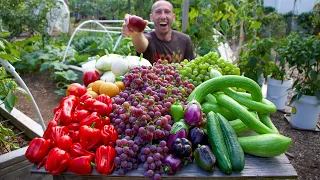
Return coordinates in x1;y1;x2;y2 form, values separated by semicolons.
131;33;149;53
122;14;149;53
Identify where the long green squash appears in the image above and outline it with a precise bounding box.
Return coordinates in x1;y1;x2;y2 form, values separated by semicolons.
257;113;279;133
223;88;276;115
238;134;292;157
229;119;249;134
187;75;263;103
215;93;276;134
202;102;237;120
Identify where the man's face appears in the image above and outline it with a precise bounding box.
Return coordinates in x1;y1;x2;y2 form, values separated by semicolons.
150;1;176;35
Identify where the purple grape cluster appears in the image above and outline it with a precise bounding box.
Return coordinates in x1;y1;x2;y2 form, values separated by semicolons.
110;59;195;176
139;140;169;180
114;136;140;175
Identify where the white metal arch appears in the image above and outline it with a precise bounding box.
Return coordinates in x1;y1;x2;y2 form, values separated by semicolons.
61;20;154;63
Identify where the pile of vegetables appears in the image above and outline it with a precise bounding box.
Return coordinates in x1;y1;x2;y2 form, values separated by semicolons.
25;53;293;179
183;70;292;174
81;53;152;83
25;86;117;175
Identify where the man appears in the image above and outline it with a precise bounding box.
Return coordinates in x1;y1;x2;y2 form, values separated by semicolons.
122;0;195;64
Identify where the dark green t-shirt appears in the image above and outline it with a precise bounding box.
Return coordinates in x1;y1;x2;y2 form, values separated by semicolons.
138;30;195;64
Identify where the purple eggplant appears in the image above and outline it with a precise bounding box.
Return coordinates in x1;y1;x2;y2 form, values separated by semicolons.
189;126;209;150
184;101;202;126
162;154;182;175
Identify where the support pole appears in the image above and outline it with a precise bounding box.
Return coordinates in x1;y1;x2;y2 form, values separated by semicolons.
182;0;190;32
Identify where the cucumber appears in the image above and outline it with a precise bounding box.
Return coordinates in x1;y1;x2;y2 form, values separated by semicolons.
217;113;245;172
202;102;237;120
257;113;279;133
229;119;249;134
215;93;276;134
204;93;217;104
206;111;232;174
188;75;263;103
238;134;292;157
223;89;276;115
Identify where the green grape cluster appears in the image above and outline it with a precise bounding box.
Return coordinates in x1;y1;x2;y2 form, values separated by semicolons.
176;52;241;87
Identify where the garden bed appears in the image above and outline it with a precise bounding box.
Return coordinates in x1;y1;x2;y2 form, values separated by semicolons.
0;104;50;180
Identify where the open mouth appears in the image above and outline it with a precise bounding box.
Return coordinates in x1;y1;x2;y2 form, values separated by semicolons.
159;22;168;27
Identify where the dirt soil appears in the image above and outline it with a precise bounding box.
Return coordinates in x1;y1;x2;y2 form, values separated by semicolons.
12;71;320;180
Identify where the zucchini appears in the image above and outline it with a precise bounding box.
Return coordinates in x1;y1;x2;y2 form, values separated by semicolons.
217;113;245;172
188;75;263;103
215;93;276;134
204;93;217;104
257;113;279;133
223;89;276;115
202;102;237;120
206;111;232;174
229;119;249;134
238;134;292;157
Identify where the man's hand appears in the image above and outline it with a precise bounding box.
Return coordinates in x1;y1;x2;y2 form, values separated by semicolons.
122;14;148;37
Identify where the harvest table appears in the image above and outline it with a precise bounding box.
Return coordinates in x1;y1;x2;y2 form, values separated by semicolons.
30;153;298;180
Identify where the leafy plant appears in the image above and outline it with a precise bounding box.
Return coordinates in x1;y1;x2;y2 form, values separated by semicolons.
0;122;20;152
280;32;320;104
0;0;57;43
238;37;275;84
0;38;28;112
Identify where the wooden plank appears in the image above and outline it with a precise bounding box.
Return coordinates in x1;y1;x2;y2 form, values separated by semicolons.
0;105;44;138
0;159;31;176
0;146;28;169
0;161;53;180
31;154;298;179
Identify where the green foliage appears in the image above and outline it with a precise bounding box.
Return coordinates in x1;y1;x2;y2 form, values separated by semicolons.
270;38;290;81
238;37;275;84
258;11;287;38
0;123;20;152
69;0;155;21
0;0;57;40
0;71;18;113
0;38;29;112
279;32;320;104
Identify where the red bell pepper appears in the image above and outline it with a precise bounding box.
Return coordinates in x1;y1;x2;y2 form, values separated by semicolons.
69;143;96;159
101;125;118;146
48;126;69;147
79;112;104;130
57;135;73;151
45;147;70;175
67;122;80;131
37;155;47;169
76;94;94;110
89;99;112;116
67;155;94;175
25;137;51;163
96;94;112;105
95;145;116;174
102;116;110;125
72;109;90;123
79;124;102;150
42;120;58;140
59;95;79;126
71;131;80;143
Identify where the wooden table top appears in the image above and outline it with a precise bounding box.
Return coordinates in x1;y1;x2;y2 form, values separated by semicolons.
31;153;298;180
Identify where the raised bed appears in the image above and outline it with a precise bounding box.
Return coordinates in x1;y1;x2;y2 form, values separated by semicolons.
0;104;52;180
